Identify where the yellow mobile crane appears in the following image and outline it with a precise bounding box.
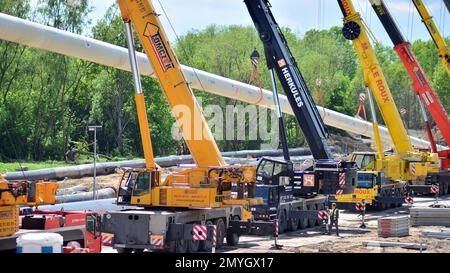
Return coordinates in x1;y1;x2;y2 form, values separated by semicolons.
412;0;450;76
102;0;274;253
334;0;440;209
0;175;58;237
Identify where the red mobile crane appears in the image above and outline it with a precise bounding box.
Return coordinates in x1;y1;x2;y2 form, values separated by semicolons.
369;0;450;195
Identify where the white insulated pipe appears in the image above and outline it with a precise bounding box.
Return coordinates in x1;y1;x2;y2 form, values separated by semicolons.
0;13;445;150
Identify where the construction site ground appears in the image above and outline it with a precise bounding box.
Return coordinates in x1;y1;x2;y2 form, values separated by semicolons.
58;173;450;253
100;195;450;253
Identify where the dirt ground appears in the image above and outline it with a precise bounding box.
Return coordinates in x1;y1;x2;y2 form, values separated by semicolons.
219;196;450;253
59;167;181;192
59;171;449;254
100;194;450;253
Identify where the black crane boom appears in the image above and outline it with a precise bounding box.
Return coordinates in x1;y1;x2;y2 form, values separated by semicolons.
244;0;332;160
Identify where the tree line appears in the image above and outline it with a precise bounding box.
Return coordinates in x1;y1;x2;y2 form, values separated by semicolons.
0;0;448;162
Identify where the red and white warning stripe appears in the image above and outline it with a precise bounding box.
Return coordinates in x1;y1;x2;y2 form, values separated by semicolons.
275;220;279;237
336;189;344;195
211;224;217;253
431;185;439;194
405;196;414;204
339;173;346;187
193;225;207;241
102;233;114;246
151;236;164;247
318;210;329;220
410;163;415;176
355;202;365;211
359;93;366;104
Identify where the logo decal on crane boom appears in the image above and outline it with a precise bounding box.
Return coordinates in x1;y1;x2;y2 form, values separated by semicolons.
143;23;175;72
281;66;304;108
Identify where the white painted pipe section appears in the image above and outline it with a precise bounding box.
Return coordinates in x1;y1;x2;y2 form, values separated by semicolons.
56;184;89;196
0;13;445;150
35;198;133;215
55;187;116;204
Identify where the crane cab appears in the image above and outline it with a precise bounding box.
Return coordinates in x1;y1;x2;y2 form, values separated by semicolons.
256;158;293;187
117;169;161;206
350;152;377;171
255;157;295;204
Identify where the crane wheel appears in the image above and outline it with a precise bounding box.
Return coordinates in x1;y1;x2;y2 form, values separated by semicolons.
307;205;315;227
175;240;188;253
277;210;287;234
314;204;322;226
199;220;214;252
287;216;299;231
167;239;188;253
226;231;240;246
226;216;240;247
298;215;308;230
187;240;200;253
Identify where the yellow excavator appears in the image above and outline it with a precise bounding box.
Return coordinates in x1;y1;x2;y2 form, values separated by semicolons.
102;0;273;253
334;0;440;209
412;0;450;76
0;174;58;237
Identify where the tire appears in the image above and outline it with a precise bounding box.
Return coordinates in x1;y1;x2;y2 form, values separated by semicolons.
175;240;187;253
314;204;321;226
226;216;240;247
116;248;133;254
278;210;287;234
199;220;213;252
287;215;299;231
443;184;449;196
307;205;315;227
226;231;240;246
214;218;226;249
187;240;200;253
298;216;308;230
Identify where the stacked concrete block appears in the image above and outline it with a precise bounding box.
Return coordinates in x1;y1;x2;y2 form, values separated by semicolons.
378;216;410;238
410;208;450;227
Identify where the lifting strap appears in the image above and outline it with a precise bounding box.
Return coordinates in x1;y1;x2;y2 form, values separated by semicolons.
355;93;369;135
247;48;264;105
314;78;327;121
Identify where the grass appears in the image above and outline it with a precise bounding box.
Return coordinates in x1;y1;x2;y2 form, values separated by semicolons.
0;156;138;173
0;161;70;173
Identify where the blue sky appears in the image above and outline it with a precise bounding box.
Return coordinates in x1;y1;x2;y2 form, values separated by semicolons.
36;0;450;45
